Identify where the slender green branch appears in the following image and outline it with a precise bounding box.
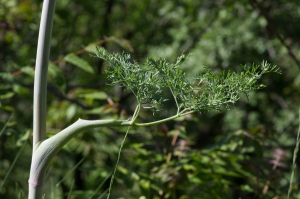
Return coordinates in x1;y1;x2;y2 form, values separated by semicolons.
178;108;190;115
121;104;141;125
134;110;194;127
179;110;194;117
169;88;180;114
0;112;14;137
287;109;300;199
135;115;178;126
107;127;131;199
132;103;141;121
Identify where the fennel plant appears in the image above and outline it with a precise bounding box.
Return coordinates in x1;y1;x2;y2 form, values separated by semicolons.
29;0;280;198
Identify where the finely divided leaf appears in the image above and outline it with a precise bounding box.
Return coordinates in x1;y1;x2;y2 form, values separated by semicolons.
96;47;280;114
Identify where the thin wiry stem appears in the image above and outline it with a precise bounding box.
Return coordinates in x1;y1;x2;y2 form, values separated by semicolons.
0;139;27;192
170;88;180;114
0;112;14;137
107;127;131;199
134;110;194;127
132;103;141;121
287;109;300;199
121;104;141;125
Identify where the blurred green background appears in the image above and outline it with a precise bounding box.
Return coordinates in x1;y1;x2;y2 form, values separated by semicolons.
1;0;300;198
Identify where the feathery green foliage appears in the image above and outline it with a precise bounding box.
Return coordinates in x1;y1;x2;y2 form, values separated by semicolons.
96;47;281;115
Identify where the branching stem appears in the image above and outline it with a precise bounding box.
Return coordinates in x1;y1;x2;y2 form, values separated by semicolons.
135;109;194;127
132;103;141;121
170;88;181;114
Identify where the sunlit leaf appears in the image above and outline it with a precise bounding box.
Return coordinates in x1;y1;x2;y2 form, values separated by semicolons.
64;53;94;73
20;66;35;77
0;92;14;99
78;91;107;100
85;43;97;54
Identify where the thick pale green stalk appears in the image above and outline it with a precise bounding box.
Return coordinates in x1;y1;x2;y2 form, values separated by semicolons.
28;119;129;199
33;0;56;146
30;0;55;198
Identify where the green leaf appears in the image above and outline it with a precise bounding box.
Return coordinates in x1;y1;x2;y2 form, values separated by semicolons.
16;130;31;146
0;92;15;99
110;37;134;52
78;91;107;100
0;73;13;81
21;66;35;77
64;53;94;73
85;43;97;54
66;104;77;121
84;107;104;114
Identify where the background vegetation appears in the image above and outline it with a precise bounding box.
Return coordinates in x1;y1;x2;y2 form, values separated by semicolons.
1;0;300;198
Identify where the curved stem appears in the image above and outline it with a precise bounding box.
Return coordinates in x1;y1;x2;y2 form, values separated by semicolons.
29;119;128;186
29;119;129;199
135;115;178;126
135;110;194;127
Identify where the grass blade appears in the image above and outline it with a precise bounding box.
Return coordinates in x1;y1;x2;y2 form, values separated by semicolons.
97;189;108;199
0;138;27;192
287;109;300;199
16;182;25;199
51;177;55;199
67;180;75;199
56;157;85;187
0;112;14;137
87;172;111;199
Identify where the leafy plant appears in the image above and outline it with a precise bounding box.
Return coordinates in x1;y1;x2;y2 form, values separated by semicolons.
96;47;280;120
21;1;280;199
29;47;279;199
